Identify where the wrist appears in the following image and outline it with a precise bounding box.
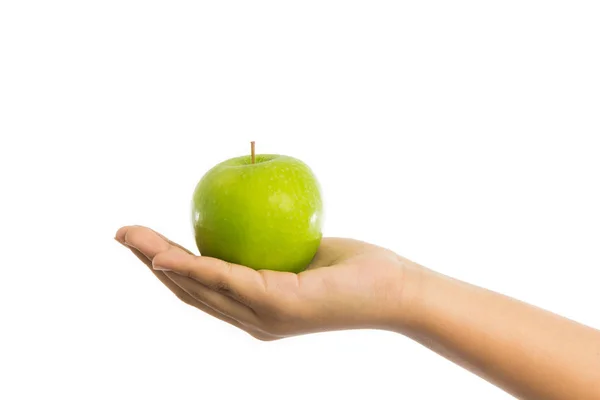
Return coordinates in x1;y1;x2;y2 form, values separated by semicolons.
381;257;437;335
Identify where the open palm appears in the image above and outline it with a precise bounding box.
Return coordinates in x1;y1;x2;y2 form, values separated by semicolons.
116;225;410;340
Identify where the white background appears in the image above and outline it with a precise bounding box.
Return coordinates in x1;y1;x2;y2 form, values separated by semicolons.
1;1;599;399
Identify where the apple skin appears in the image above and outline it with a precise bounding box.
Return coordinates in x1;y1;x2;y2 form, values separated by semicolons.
191;154;323;273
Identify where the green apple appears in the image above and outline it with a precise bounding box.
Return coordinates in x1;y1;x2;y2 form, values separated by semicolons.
191;149;323;273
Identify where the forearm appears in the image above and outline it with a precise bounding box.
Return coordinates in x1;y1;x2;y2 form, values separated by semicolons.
395;266;600;400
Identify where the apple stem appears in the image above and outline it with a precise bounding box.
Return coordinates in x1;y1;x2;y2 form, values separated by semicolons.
251;141;256;164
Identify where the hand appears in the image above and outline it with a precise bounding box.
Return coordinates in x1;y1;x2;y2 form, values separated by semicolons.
115;225;420;340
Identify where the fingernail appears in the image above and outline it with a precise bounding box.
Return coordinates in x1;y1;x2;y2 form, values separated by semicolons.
153;265;171;272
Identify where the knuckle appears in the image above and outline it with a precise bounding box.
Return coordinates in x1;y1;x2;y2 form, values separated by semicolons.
152;252;168;266
184;286;208;303
213;280;232;294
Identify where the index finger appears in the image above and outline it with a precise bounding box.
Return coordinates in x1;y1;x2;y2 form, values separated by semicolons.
115;225;191;258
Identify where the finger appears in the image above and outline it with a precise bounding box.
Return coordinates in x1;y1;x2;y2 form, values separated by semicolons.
116;225;263;306
155;269;265;337
150;228;194;255
153;266;240;324
118;240;273;340
117;225;188;260
152;248;267;307
164;271;261;326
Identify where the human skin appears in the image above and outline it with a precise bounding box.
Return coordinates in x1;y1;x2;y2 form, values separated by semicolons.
115;225;600;400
